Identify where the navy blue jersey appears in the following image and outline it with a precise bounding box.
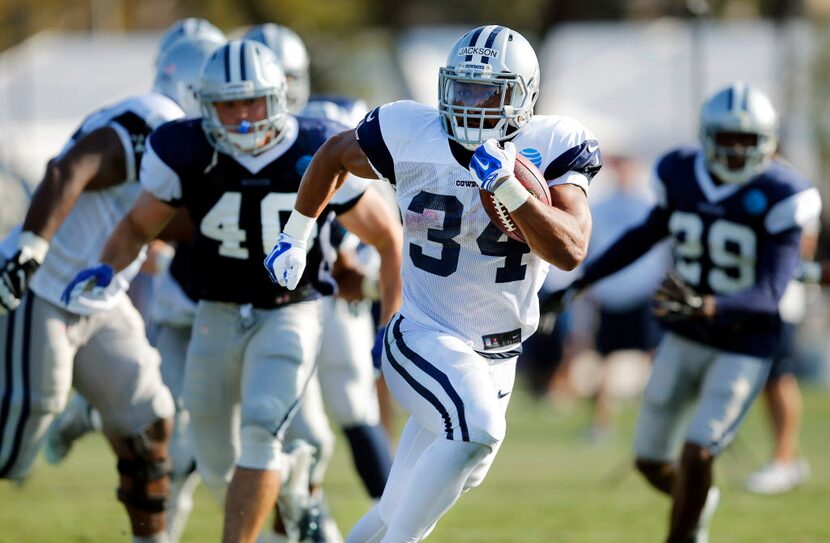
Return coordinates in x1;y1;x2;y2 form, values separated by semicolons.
582;147;821;357
140;115;370;308
168;241;198;303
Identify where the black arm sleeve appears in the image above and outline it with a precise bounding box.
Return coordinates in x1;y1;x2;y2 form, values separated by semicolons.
581;206;671;285
715;228;801;319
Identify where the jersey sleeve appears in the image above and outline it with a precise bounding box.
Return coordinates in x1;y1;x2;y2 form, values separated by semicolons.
764;187;822;235
329;174;371;214
355;104;396;185
650;152;678;210
107;111;155;182
139;126;184;206
540;117;602;192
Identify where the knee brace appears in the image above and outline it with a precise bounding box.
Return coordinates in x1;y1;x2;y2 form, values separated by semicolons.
113;419;172;514
238;424;284;471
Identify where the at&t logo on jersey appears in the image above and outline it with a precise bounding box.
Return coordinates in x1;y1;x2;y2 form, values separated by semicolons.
519;148;542;168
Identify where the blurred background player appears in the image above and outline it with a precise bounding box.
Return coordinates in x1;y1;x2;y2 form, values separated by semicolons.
0;31;217;543
41;21;226;543
64;39;402;543
551;82;821;543
245;21;395;524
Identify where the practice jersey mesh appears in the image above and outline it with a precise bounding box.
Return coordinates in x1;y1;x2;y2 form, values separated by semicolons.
29;92;184;314
357;100;600;352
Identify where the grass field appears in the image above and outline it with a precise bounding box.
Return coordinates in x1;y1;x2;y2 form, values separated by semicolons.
2;384;829;543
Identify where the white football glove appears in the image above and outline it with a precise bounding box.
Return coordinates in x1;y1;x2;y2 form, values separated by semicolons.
61;264;114;306
468;139;517;192
264;232;308;290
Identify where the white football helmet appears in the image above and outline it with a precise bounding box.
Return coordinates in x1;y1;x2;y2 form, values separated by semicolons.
699;82;778;184
153;37;222;117
243;23;310;113
199;39;288;156
156;18;225;67
438;25;540;150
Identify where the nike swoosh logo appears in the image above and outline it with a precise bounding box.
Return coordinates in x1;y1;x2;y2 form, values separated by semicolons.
365;111;376;123
472;155;489;170
497;390;510;399
586;141;599;154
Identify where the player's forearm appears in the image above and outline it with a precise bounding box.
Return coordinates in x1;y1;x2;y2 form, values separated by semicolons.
294;135;354;220
376;239;403;325
714;232;801;318
581;208;670;286
99;216;153;273
512;197;589;270
22;160;88;241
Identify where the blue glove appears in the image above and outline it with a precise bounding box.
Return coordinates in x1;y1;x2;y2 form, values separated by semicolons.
468;139;517;192
264;232;307;290
371;325;386;371
61;264;114;306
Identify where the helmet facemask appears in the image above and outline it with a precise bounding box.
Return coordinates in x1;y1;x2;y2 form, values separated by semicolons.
698;82;779;185
201;86;288;156
198;40;289;156
284;70;311;114
701;127;776;184
438;26;540;150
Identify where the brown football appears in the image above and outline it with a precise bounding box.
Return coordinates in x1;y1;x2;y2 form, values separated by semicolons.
479;154;551;243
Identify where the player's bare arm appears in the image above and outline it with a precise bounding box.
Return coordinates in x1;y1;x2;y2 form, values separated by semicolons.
23;126;127;240
511;183;592;270
293;129;378;218
100;191;178;272
336;185;403;324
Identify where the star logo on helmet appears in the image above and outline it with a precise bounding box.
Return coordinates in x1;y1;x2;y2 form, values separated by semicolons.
131;134;146;154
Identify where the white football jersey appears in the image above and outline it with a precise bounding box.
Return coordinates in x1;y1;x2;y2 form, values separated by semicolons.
29;92;185;315
356;100;600;352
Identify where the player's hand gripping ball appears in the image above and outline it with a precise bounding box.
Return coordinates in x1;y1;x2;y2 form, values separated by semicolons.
476;148;552;243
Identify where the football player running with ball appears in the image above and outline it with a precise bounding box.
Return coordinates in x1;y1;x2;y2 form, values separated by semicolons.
266;25;600;543
549;82;821;543
64;40;403;543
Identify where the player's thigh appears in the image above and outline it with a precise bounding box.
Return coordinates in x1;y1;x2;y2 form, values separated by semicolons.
686;352;770;455
240;300;323;432
318;299;378;426
634;333;709;461
73;298;174;435
155;323;192;403
183;302;245;420
382;315;515;446
0;294;76;479
379;416;438;522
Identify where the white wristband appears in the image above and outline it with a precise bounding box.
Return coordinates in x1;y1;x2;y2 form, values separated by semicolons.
283;210;316;243
493;176;532;213
19;231;50;264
